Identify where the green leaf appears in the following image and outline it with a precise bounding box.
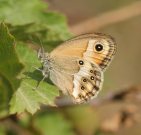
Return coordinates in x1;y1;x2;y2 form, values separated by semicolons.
10;43;59;114
0;23;23;90
0;126;5;135
34;111;76;135
0;0;71;51
0;0;70;114
9;12;71;51
15;42;40;70
10;79;58;114
0;23;23;116
0;0;47;25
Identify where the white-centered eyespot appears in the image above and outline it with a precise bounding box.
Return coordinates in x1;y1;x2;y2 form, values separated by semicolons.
94;43;104;53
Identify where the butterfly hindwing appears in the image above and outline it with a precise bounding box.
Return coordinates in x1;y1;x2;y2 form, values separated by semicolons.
72;59;103;103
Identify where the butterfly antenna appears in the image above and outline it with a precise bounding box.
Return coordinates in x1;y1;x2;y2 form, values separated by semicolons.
29;35;44;50
38;36;44;49
29;36;38;46
32;66;42;72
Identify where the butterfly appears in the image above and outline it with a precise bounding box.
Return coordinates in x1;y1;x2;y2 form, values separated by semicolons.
37;33;116;103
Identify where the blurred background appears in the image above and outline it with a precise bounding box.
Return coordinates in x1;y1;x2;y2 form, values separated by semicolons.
0;0;141;135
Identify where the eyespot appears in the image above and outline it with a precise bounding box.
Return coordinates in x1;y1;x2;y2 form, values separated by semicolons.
94;85;99;91
78;94;85;99
78;94;82;98
95;44;103;52
79;60;84;65
90;70;93;73
82;78;87;82
81;86;85;90
90;76;94;80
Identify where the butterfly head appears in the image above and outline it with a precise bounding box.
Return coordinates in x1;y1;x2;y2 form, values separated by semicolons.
38;47;51;78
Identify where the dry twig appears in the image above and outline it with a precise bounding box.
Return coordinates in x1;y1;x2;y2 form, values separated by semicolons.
70;1;141;34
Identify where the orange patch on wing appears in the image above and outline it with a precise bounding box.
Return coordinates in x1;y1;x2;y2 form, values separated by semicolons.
50;39;88;58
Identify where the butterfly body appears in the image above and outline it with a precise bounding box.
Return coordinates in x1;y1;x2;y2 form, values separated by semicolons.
38;33;116;103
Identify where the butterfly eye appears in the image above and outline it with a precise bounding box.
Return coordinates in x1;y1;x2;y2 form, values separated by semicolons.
95;44;103;52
